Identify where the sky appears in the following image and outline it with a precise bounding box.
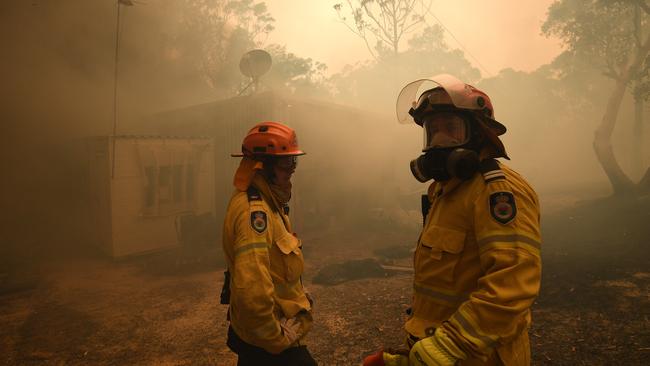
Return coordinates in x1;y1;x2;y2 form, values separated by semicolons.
264;0;564;77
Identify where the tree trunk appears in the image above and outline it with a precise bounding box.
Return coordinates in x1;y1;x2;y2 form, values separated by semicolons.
639;166;650;194
632;5;645;179
594;33;650;196
633;95;644;178
593;75;637;196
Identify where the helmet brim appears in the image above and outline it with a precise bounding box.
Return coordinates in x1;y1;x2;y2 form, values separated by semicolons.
230;151;306;158
485;117;507;136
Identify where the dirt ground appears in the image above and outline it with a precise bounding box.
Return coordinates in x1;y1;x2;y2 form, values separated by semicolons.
1;195;649;365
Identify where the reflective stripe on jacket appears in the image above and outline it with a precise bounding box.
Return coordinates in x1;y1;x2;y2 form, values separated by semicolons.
406;162;541;365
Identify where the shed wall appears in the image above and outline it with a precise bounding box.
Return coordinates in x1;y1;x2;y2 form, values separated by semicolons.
90;137;215;257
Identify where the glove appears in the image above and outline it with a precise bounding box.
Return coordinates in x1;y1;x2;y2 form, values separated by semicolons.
281;317;300;344
362;349;409;366
280;311;313;345
409;328;467;366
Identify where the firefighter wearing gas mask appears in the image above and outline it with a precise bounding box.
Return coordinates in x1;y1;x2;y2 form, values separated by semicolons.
221;121;317;366
406;75;509;183
364;75;542;366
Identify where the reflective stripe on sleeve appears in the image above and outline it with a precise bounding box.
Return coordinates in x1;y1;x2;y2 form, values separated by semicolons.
450;308;498;349
414;283;469;306
476;233;541;257
482;170;505;182
234;242;268;258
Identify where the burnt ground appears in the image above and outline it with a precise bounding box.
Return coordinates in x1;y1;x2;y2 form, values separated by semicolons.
1;196;649;365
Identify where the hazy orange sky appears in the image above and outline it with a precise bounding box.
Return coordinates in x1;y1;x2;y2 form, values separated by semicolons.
264;0;564;77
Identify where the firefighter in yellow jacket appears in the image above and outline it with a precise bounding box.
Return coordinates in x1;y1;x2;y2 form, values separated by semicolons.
364;75;541;366
222;121;317;366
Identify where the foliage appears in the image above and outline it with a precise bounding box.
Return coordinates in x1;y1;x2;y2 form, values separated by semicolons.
329;24;479;113
542;0;650;99
264;44;330;98
333;0;433;59
175;0;274;94
170;0;327;98
542;0;650;194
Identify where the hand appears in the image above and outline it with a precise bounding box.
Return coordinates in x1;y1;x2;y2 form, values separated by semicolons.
280;311;312;345
281;317;301;344
362;349;409;366
409;328;467;366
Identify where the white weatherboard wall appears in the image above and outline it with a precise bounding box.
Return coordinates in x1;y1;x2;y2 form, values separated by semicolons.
87;136;214;258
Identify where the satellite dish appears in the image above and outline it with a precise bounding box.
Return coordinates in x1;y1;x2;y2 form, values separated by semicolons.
239;49;272;79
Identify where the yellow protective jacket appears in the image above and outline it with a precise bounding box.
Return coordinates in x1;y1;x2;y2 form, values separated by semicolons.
222;174;312;354
406;160;542;365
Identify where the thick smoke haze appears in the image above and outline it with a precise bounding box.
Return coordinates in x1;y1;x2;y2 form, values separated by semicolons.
1;1;649;365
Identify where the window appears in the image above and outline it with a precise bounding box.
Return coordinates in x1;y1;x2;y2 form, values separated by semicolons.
186;165;195;202
173;165;183;203
158;166;171;203
143;163;197;215
145;167;156;207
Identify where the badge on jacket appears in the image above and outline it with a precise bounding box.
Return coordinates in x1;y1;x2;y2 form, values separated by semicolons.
489;191;517;224
250;211;267;234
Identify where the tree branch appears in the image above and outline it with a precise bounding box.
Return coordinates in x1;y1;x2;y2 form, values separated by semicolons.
335;1;379;60
362;2;395;47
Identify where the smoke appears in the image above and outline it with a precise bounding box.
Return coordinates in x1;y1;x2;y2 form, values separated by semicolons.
0;1;214;260
2;1;647;264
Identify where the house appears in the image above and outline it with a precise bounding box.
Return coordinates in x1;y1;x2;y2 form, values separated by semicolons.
143;91;419;236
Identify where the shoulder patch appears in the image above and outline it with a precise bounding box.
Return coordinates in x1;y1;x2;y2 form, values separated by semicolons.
489;191;517;224
250;210;267;234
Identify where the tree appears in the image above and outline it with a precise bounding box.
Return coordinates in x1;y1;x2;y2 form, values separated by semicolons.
176;0;275;95
264;44;330;98
329;24;479;113
170;0;329;98
543;0;650;196
333;0;433;60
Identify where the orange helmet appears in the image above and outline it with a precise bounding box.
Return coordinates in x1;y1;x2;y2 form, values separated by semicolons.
231;121;305;157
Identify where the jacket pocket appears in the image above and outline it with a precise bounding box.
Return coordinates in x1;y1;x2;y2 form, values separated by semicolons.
415;225;466;285
274;233;304;283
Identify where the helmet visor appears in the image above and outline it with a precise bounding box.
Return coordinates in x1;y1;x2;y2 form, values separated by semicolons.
422;112;469;150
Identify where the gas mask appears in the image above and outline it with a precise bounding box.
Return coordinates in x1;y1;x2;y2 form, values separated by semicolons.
409;111;480;182
410;148;479;182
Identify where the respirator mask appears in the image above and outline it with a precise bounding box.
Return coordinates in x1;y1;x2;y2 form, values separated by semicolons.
409;111;480;182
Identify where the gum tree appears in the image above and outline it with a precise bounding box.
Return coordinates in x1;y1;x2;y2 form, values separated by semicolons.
333;0;433;60
543;0;650;196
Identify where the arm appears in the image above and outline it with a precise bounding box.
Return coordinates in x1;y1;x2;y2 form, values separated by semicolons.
410;179;542;365
229;207;292;354
442;179;542;360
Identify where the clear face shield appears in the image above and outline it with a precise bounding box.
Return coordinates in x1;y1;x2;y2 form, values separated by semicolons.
396;74;481;124
422;112;470;151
